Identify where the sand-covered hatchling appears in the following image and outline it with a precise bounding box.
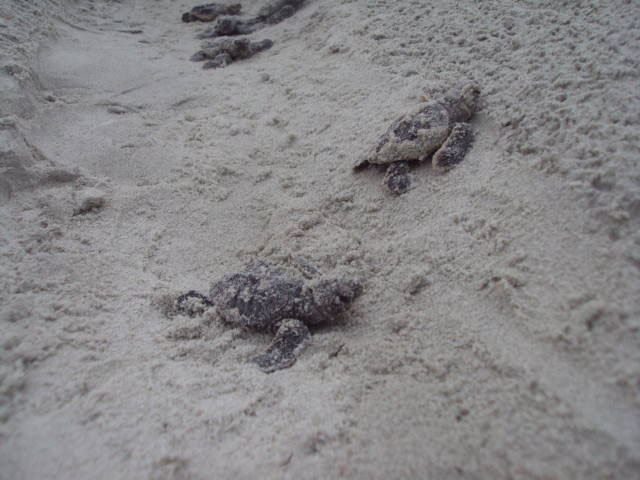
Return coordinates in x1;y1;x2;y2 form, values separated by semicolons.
197;0;304;39
181;3;241;23
355;82;481;195
168;259;362;373
190;38;273;69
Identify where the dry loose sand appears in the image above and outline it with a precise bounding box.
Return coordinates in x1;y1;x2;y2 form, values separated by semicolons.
1;1;639;478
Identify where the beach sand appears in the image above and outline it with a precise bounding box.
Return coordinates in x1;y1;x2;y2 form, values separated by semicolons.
1;0;639;478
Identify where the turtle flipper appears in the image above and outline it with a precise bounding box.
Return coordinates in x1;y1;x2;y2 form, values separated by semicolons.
251;319;311;373
383;161;411;195
174;290;213;317
353;155;371;171
432;123;474;170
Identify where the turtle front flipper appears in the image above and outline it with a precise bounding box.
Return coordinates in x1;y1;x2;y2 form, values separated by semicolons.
174;290;213;317
432;123;474;170
383;161;411;195
251;319;312;373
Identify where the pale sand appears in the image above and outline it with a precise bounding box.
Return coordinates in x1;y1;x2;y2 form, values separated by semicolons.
1;0;639;478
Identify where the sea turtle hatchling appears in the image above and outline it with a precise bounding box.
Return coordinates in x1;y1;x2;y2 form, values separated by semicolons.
190;38;273;69
355;82;481;195
197;0;305;39
181;3;241;23
169;259;363;373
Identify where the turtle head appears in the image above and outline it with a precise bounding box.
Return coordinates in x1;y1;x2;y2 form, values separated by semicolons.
444;82;481;122
459;82;481;112
309;277;363;323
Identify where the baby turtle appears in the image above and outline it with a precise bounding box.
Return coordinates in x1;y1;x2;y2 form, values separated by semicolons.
171;259;363;373
197;0;304;39
190;38;273;69
355;82;481;195
181;3;241;23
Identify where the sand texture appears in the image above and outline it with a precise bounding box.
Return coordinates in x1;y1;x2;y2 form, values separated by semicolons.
1;0;639;478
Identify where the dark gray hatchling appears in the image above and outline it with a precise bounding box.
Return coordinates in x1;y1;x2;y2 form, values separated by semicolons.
191;38;273;69
196;0;305;39
355;82;481;195
181;3;241;23
172;259;363;373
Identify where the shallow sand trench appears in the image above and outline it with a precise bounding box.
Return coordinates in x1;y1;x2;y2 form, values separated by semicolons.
1;0;639;478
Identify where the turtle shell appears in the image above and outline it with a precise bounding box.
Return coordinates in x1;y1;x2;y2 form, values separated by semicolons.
368;102;451;165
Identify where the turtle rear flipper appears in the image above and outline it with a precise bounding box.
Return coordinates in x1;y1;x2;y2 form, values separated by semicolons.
251;319;311;373
432;123;474;170
383;161;411;195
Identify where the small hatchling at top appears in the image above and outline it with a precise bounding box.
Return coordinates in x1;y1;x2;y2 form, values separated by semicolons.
168;259;363;373
181;3;241;23
354;82;481;195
